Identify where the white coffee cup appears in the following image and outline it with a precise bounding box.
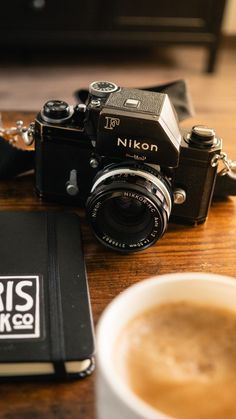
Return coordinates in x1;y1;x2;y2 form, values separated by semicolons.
96;272;236;419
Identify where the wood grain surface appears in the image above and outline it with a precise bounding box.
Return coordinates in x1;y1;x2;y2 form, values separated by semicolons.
0;111;236;419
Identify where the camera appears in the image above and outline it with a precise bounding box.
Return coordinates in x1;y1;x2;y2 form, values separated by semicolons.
34;81;223;253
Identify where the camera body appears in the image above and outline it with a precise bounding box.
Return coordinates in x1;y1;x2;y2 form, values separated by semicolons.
34;81;222;252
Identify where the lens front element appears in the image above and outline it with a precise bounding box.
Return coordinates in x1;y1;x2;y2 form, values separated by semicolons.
86;165;172;252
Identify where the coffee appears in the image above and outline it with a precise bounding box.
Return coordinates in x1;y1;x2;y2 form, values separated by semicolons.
115;301;236;419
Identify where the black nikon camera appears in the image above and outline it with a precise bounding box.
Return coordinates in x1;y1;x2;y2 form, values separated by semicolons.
34;81;227;252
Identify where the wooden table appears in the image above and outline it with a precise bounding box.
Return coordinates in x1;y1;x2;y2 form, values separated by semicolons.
0;111;236;418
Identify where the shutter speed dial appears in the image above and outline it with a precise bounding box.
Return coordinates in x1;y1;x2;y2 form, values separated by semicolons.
89;81;119;98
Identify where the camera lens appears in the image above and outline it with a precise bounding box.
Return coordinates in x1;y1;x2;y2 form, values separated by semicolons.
98;196;153;240
113;196;146;222
86;164;172;252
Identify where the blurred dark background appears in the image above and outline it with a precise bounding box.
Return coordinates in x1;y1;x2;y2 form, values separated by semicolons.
0;0;235;115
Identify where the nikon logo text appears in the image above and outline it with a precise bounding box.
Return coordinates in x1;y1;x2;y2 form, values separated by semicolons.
117;138;158;152
0;276;40;339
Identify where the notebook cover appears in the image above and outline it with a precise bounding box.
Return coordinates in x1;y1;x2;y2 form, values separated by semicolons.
0;211;95;380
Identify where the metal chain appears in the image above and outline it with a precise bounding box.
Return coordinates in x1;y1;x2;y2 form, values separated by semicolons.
0;114;35;146
211;152;236;176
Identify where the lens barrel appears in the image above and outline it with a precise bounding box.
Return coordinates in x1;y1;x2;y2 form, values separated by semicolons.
86;164;172;252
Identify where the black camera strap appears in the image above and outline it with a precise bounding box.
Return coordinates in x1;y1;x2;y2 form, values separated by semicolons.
214;171;236;197
213;154;236;196
0;136;34;180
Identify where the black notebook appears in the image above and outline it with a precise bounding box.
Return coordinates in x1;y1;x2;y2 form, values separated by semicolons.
0;211;95;380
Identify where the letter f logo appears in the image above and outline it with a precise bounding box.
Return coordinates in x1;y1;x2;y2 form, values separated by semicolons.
104;117;120;130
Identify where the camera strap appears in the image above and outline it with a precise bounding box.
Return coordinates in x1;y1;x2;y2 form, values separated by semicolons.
212;152;236;197
0;136;34;180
